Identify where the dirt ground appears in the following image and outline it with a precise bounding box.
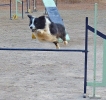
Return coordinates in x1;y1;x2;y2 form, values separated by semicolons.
0;2;106;100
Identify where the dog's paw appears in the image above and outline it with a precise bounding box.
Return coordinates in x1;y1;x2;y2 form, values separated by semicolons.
37;29;44;34
56;44;60;49
32;33;36;39
64;41;68;45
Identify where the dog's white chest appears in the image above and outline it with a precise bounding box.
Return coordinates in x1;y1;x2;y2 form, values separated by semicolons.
44;17;51;34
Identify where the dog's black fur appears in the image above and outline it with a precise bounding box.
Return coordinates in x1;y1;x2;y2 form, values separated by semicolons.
49;22;66;40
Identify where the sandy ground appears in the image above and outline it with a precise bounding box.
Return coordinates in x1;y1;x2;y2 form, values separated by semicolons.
0;3;106;100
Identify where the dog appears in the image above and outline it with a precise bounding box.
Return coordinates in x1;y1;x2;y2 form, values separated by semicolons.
27;15;68;49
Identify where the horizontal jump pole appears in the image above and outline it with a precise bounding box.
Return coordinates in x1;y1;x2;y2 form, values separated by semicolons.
0;47;86;52
0;4;10;6
87;25;106;40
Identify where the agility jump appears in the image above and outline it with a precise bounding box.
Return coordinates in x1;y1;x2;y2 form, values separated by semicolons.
83;3;106;99
0;0;23;19
12;0;24;19
26;0;37;13
84;17;106;99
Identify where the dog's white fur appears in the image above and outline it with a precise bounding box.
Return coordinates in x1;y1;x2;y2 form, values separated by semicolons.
29;18;35;29
45;18;51;34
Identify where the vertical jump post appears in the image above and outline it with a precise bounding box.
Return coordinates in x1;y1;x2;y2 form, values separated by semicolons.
26;0;30;13
83;17;88;98
10;0;12;20
84;3;100;99
33;0;37;11
83;3;98;98
90;3;100;99
26;0;36;13
13;0;24;19
21;0;24;19
103;40;106;86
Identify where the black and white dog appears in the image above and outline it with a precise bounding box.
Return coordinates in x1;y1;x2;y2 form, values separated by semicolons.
27;15;68;49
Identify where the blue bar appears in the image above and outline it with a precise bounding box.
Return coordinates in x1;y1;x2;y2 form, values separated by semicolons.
0;48;86;52
88;25;106;39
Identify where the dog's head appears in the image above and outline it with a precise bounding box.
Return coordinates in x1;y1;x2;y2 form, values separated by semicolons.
27;15;50;31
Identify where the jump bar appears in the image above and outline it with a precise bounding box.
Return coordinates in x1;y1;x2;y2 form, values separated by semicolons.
0;4;10;6
0;48;86;52
88;25;106;40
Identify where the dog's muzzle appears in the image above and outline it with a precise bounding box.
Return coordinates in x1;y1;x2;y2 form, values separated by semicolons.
32;29;36;32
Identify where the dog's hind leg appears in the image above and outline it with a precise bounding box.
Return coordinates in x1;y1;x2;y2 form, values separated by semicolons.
53;42;60;49
61;36;68;45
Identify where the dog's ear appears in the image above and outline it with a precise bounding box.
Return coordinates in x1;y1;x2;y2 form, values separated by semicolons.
27;15;32;19
39;16;45;21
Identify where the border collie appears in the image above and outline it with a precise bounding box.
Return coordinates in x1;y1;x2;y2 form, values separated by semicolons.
27;15;68;49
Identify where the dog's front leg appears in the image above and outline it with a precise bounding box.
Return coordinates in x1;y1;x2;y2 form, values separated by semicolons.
32;32;36;39
53;42;60;49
